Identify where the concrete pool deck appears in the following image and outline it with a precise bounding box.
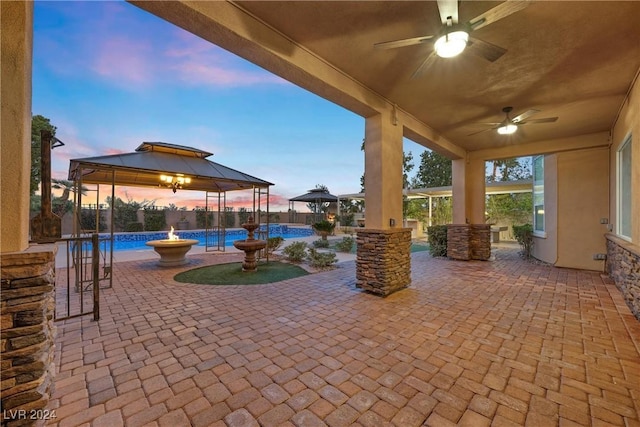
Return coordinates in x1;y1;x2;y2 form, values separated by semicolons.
54;234;361;269
45;244;640;426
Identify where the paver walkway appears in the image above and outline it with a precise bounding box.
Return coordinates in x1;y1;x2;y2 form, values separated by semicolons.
47;248;640;426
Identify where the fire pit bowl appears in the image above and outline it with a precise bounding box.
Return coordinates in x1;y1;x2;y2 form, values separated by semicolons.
146;227;198;267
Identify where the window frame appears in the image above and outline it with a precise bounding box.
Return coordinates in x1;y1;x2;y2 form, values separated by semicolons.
532;155;545;237
617;134;632;241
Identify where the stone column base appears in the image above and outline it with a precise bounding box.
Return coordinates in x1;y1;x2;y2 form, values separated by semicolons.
606;233;640;321
447;224;491;261
1;244;57;424
356;228;411;296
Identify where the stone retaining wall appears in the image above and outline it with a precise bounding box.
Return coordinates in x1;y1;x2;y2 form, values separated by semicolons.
605;233;640;321
356;228;411;296
1;245;57;427
447;224;491;261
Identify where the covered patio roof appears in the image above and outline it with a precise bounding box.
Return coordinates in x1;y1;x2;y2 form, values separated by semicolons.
68;142;273;193
339;179;533;201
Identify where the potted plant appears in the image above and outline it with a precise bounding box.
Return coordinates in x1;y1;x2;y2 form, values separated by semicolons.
312;220;335;241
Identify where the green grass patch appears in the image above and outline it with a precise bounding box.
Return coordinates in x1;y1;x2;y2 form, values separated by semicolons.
174;261;309;285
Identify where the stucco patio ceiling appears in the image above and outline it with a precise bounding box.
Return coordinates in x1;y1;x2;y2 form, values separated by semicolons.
131;1;640;156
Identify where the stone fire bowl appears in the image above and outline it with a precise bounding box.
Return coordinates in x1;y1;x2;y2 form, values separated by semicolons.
145;239;199;267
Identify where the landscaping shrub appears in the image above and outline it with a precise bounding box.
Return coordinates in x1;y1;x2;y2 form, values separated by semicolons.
513;224;534;259
335;236;355;253
195;209;214;229
427;225;448;257
80;209;106;232
312;239;330;248
144;208;166;231
283;241;307;263
125;222;143;232
307;247;337;269
224;208;235;228
266;236;284;254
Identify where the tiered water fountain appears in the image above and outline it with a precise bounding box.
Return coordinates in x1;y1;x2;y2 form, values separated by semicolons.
146;227;199;267
233;217;267;272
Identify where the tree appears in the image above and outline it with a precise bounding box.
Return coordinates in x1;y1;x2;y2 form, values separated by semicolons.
31;115;57;196
51;179;88;218
412;150;452;188
106;195;155;232
402;151;414;189
486;157;532;182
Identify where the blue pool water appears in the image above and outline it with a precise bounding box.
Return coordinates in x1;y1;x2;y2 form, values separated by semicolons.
98;225;314;252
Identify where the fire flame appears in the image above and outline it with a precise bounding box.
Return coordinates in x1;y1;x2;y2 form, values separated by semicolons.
167;226;179;241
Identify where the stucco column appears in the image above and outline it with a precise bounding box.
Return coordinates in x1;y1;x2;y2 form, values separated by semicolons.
1;2;33;253
357;111;411;296
452;157;486;224
363;111;403;228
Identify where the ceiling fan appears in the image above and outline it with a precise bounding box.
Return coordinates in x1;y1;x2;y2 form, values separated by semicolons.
468;106;559;136
374;0;531;78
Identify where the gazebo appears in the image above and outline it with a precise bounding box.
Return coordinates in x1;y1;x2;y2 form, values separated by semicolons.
288;188;338;223
68;142;273;284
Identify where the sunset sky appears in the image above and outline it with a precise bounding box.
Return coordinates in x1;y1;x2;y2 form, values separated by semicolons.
33;1;427;211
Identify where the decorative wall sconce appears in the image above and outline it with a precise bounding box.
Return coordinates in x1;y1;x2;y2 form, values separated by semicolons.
160;174;191;193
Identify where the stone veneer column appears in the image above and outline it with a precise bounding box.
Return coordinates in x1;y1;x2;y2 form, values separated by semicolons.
356;228;411;296
447;224;491;261
606;233;640;321
1;245;57;426
470;224;491;260
447;225;471;260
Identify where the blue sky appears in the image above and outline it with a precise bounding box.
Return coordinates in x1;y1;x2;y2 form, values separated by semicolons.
33;1;426;211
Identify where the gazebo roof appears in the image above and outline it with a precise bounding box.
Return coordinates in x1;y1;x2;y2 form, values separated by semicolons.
289;188;338;203
68;142;273;192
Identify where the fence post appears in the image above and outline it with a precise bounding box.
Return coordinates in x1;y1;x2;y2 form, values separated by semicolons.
92;233;100;321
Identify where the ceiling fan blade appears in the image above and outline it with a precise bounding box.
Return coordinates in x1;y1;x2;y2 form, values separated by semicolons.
437;0;459;24
512;109;540;123
374;35;434;50
467;127;496;136
467;37;507;62
411;51;438;79
520;117;559;124
468;1;531;31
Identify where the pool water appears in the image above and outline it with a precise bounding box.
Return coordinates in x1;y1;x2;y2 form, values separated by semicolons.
98;225;314;252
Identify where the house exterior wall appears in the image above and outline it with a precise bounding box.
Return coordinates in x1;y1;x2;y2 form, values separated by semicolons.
556;147;610;270
607;69;640;320
610;71;639;244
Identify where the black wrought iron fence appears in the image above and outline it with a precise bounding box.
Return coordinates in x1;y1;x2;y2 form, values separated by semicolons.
54;233;103;321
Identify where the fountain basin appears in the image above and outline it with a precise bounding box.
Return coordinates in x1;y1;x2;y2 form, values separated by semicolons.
233;239;267;272
146;239;199;267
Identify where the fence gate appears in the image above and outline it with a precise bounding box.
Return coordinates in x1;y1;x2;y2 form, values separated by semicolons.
54;234;101;321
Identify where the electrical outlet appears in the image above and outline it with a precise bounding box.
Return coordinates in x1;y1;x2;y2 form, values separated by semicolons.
593;253;607;260
600;218;609;224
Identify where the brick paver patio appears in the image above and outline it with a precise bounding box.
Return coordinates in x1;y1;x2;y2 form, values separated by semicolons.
46;248;640;426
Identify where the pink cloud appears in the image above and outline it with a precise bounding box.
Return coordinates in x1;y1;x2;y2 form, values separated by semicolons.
164;31;288;87
91;36;155;86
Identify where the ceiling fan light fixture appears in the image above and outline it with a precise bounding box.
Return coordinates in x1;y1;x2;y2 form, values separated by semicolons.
434;30;469;58
497;124;518;135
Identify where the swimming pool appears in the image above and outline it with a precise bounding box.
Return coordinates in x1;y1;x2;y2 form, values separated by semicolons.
98;225;314;251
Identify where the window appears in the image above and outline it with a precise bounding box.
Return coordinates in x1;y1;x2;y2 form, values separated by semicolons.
533;155;545;235
618;136;632;239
